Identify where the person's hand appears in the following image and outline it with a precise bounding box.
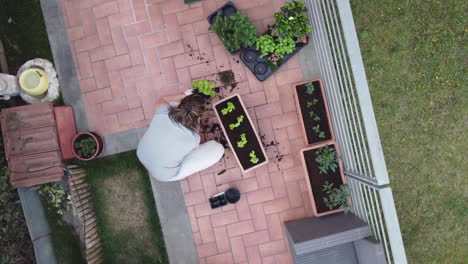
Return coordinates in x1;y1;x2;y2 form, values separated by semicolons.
184;89;194;96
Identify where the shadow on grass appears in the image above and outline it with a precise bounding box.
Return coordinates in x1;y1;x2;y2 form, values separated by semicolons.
75;151;168;264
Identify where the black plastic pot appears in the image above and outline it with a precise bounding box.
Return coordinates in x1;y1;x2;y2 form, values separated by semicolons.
225;187;241;204
207;1;237;25
209;187;241;209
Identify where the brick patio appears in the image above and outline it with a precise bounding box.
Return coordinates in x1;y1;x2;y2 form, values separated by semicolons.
62;0;315;263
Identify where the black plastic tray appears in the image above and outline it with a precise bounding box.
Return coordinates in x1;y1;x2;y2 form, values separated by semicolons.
207;1;237;25
240;44;305;81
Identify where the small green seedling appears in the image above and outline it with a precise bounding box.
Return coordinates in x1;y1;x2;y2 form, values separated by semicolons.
323;181;349;213
229;115;245;130
237;133;248;148
249;150;260;164
192;80;216;97
305;82;315;95
307;99;318;107
221;102;236;115
315;145;338;174
312;124;325;138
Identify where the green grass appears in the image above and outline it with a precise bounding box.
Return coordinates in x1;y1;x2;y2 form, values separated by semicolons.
351;1;467;263
0;0;53;74
41;198;85;264
76;151;168;264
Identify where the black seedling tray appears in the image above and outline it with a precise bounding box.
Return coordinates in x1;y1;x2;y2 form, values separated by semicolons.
240;44;305;81
207;1;237;25
209;188;240;209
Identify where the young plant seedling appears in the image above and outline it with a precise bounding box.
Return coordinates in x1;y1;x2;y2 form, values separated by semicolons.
192;80;216;97
221;102;236;115
229;115;245;130
237;133;248;148
249;150;260;164
307;99;318;107
315;145;338;174
312;124;325;138
305;82;315;95
323;181;349;213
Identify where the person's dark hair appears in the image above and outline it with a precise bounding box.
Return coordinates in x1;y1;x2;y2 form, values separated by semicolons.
168;94;206;131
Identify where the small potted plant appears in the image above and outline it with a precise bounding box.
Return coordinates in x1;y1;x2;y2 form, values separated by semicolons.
300;142;347;217
213;94;268;173
71;132;103;161
192;80;218;98
210;10;258;54
240;0;311;81
293;79;334;145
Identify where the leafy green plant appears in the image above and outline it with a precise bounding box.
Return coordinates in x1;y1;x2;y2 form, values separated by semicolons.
323;181;349;212
312;124;325;138
305;82;315;94
315;145;338;173
221;102;236;115
249;150;260;164
273;0;311;40
74;136;97;158
309;110;321;121
237;133;248;148
211;11;258;52
39;183;71;220
256;34;295;58
229;115;245;130
192;80;216;97
307;99;318;107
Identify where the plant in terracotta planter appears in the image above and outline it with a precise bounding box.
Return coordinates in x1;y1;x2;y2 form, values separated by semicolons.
72;132;103;160
211;10;258;53
323;181;350;213
301;142;346;217
294;79;334;145
214;94;268;173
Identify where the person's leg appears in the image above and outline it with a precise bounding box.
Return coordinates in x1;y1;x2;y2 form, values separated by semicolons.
169;140;225;181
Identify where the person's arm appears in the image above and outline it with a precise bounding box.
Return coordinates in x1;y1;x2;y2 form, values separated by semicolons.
153;93;186;112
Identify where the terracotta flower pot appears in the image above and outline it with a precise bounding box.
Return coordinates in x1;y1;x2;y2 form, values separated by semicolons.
300;141;347;217
293;78;335;146
213;94;268;173
71;132;104;161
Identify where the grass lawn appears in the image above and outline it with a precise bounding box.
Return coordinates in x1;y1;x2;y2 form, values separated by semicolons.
76;151;168;264
351;1;467;263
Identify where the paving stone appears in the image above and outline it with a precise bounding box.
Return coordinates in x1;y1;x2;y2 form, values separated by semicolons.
124;20;151;37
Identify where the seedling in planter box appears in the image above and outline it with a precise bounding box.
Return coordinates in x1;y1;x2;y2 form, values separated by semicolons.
221;102;236;115
315;145;338;174
229;115;245;130
307;99;318;107
237;133;248;148
249;150;259;164
323;181;349;213
192;80;216;97
309;110;321;121
305;82;315;95
312;124;325;138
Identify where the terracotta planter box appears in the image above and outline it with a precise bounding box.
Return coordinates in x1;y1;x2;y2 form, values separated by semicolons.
301;142;346;217
213;94;268;173
294;79;334;146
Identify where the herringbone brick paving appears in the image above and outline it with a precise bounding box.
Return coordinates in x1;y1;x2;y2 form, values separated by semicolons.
61;0;314;263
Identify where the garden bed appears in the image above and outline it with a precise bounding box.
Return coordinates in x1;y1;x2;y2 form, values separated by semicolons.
214;94;267;173
301;142;346;217
294;79;334;145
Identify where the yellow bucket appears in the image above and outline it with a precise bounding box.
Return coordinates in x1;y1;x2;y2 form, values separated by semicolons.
19;68;49;96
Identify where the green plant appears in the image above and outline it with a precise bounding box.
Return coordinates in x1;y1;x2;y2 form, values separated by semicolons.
229;115;245;130
273;0;311;40
323;181;349;212
237;133;248;148
221;102;236;115
307;98;318;107
74;135;97;158
315;145;338;173
249;150;260;164
211;11;257;52
309;110;321;121
305;82;315;94
39;183;71;220
192;80;216;97
312;124;325;138
255;34;295;58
